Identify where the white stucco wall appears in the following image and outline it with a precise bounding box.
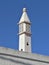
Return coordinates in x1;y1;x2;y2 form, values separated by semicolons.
0;47;49;65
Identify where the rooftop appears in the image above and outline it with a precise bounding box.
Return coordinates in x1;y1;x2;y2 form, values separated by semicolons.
0;47;49;64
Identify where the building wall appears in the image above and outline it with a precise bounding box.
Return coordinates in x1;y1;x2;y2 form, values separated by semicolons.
0;47;49;65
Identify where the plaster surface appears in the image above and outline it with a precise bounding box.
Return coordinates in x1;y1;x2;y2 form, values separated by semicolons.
0;47;49;65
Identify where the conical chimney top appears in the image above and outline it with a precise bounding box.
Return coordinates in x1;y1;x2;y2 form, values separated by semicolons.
19;8;31;24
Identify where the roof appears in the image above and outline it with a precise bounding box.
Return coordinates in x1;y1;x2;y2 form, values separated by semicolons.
0;47;49;65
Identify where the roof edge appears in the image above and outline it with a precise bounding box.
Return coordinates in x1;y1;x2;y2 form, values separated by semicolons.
0;47;49;63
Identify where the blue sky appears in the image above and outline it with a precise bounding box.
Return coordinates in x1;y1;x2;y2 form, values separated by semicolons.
0;0;49;56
